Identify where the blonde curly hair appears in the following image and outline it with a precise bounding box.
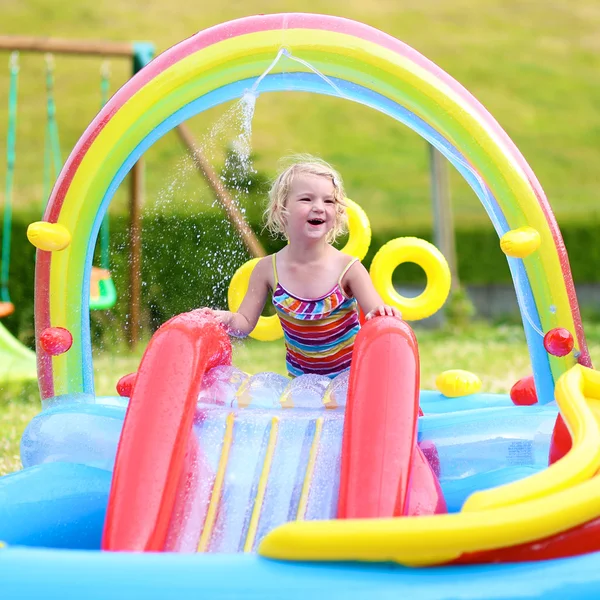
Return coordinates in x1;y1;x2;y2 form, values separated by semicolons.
263;155;348;243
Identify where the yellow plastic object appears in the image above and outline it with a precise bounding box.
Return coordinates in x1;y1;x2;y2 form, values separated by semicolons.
435;369;482;398
369;237;451;321
259;364;600;566
296;418;324;520
321;388;337;409
27;221;71;251
500;226;541;258
243;417;279;552
279;388;294;408
228;258;283;342
339;198;371;261
235;379;254;408
197;412;235;552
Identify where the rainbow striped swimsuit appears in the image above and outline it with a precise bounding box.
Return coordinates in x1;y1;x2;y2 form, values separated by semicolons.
271;255;361;378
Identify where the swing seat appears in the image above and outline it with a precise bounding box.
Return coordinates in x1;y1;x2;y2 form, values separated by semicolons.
0;301;15;318
90;267;117;311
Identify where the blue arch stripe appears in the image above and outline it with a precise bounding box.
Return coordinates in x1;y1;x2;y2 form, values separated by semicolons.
82;73;552;401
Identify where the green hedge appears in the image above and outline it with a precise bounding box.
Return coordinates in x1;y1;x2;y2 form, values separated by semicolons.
1;214;599;344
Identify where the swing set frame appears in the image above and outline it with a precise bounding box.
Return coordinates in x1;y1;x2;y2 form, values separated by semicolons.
0;36;267;350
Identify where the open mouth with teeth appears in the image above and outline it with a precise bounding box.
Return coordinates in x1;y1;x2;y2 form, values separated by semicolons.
308;218;325;225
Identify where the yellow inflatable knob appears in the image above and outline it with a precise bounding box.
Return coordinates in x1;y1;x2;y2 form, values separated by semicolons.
340;198;371;261
27;221;71;251
500;227;540;258
435;369;482;397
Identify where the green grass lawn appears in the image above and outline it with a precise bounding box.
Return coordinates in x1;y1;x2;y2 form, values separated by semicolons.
1;1;599;231
4;320;600;477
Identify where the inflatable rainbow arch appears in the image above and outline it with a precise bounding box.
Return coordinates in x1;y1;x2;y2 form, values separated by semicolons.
3;13;600;599
35;13;587;403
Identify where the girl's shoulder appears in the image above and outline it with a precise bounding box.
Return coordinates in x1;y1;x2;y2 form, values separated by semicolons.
335;251;368;286
331;247;362;271
255;254;276;288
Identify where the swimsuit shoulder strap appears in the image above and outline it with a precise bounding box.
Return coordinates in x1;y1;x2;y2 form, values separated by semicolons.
338;257;359;287
272;254;279;287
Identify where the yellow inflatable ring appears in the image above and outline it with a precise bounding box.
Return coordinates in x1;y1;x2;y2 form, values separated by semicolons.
370;237;451;321
228;258;283;342
340;199;371;261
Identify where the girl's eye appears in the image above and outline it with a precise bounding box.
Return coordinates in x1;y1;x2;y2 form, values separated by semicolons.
299;197;310;202
325;199;335;204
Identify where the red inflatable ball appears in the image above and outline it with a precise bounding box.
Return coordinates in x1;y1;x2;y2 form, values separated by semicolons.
510;375;538;406
116;372;137;397
543;328;574;357
39;327;73;355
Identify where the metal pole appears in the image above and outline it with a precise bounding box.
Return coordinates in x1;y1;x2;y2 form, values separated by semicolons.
429;144;459;290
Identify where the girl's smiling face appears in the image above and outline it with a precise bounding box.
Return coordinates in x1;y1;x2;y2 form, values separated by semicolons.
283;174;337;243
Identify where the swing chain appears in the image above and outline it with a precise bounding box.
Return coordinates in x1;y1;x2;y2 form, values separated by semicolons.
9;51;19;73
100;59;111;79
45;53;56;119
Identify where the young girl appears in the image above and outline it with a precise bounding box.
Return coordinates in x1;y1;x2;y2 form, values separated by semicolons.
211;157;401;378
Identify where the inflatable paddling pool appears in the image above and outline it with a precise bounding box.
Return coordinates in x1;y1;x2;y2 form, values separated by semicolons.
2;13;600;599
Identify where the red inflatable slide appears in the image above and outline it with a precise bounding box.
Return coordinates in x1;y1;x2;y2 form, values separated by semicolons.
103;310;231;551
338;317;446;518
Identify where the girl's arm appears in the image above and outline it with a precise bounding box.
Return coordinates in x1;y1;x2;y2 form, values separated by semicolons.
345;261;402;320
212;257;271;336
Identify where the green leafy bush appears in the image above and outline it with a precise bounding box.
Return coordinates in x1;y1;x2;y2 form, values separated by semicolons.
2;214;600;346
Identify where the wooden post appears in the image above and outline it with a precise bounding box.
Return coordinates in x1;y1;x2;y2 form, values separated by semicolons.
126;43;155;349
0;36;136;56
175;123;266;258
128;159;144;348
429;144;459;290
